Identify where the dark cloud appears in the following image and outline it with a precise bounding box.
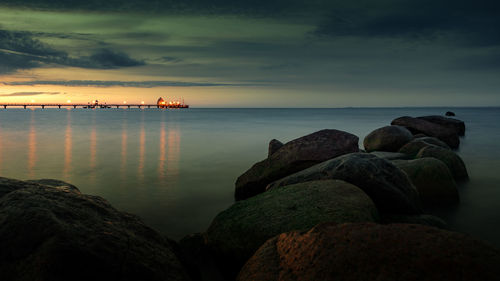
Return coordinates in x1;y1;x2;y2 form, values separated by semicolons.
2;80;250;87
159;56;183;63
0;30;144;73
0;92;62;96
313;0;500;46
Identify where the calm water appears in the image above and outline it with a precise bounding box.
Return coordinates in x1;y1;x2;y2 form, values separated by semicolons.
0;108;499;247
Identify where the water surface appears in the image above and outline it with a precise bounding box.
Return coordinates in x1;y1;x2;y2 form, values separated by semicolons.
0;108;498;247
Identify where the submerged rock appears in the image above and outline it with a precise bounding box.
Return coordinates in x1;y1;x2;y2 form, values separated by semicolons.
391;116;459;149
206;180;378;279
235;129;359;200
363;125;413;152
0;177;191;281
26;178;80;193
393;158;459;206
267;153;422;214
445;111;456;116
238;223;500;281
417;115;465;136
416;146;469;181
267;139;283;157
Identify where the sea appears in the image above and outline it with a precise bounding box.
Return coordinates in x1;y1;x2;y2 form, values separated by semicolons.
0;108;499;247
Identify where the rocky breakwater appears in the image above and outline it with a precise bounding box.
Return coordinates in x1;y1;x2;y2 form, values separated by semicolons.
181;112;499;281
0;177;193;281
234;129;359;200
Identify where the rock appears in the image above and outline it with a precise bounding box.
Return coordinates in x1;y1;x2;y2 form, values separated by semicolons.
235;129;359;201
399;138;449;158
417;115;465;136
179;233;220;281
393;158;459;206
381;214;448;229
370;151;410;160
206;180;378;279
416;146;469;181
27;178;80;193
391;116;459;149
446;111;456;116
363;125;413;152
413;133;427;138
413;136;450;149
0;177;43;198
267;139;283;157
0;178;191;281
237;223;500;281
267;153;422;214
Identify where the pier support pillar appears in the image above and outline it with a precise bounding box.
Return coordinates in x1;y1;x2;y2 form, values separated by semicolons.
41;105;45;109
58;105;61;108
127;105;130;109
23;105;27;109
73;105;77;109
3;105;6;109
116;105;119;108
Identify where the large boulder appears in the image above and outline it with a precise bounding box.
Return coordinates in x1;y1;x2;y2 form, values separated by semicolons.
417;115;465;136
267;153;422;214
238;223;500;281
398;138;449;158
393;158;459;206
235;129;359;200
206;180;378;279
0;178;191;281
267;139;283;157
369;151;410;160
416;146;469;181
363;125;413;152
445;111;456;116
391;116;459;149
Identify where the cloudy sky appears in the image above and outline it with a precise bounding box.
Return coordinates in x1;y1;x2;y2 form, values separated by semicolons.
0;0;498;107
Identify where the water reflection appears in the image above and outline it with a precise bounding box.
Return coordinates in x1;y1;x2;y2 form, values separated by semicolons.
63;110;72;180
89;114;97;183
120;118;128;181
138;116;145;181
166;125;180;182
28;111;36;178
158;118;166;183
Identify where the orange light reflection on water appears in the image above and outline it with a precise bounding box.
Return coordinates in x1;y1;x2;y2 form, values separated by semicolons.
63;110;72;180
27;111;36;178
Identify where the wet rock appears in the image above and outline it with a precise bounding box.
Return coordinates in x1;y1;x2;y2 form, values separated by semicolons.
370;151;410;160
267;153;422;214
238;223;500;281
413;136;450;149
0;178;191;281
267;139;283;157
445;111;456;116
207;180;378;279
363;125;413;152
27;179;80;193
235;129;359;200
391;116;459;149
417;115;465;136
416;146;469;181
393;158;459;206
381;214;448;229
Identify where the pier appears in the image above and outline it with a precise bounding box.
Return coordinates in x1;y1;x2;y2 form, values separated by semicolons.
0;103;189;109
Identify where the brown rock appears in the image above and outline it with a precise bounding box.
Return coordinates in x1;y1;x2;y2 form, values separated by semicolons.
417;115;465;136
268;139;283;157
238;223;500;281
363;125;413;152
391;116;459;149
235;129;359;200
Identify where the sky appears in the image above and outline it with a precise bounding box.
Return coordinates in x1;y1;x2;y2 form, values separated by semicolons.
0;0;499;107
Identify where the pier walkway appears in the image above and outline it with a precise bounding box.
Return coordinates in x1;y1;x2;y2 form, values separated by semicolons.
0;103;189;109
